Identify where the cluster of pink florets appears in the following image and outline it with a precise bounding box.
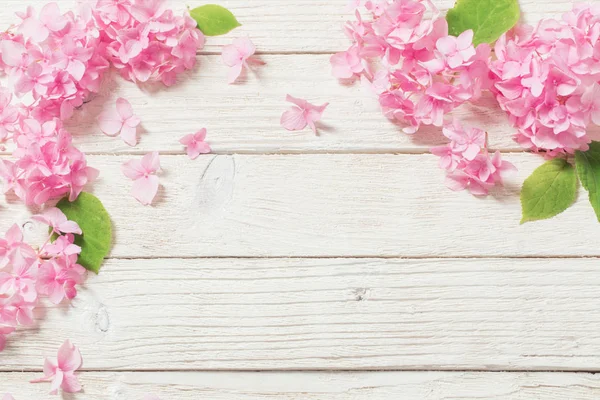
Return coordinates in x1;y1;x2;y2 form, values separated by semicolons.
90;0;204;86
0;208;86;352
431;120;516;195
0;0;204;207
334;1;600;194
333;0;491;134
490;4;600;157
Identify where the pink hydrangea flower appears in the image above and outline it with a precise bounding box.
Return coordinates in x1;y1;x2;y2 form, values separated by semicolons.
222;37;263;84
122;152;161;206
432;119;516;196
31;340;83;395
180;129;211;160
98;98;141;146
333;1;490;135
281;95;329;134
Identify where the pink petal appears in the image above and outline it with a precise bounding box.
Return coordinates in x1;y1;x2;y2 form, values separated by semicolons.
456;29;474;50
57;221;82;235
179;134;195;146
141;151;160;173
436;36;457;55
120;123;138;146
97;110;124;137
121;159;145;180
227;63;244;84
61;373;82;393
221;46;242;67
132;175;159;206
116;98;134;120
49;370;64;395
234;37;256;58
57;340;82;372
40;3;67;31
445;174;468;191
285;94;308;109
280;108;307;131
0;41;26;67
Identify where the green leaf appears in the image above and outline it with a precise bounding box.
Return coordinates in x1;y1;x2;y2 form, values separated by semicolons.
446;0;521;46
189;4;241;36
56;193;112;274
520;158;578;224
576;141;600;222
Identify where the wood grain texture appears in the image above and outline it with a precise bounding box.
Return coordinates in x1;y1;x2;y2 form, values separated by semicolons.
4;371;600;399
0;0;580;53
3;258;600;370
2;153;599;258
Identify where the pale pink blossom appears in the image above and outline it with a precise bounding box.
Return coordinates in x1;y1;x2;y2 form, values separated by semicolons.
122;152;161;206
37;259;86;304
31;340;83;395
0;254;38;302
180;129;211;160
32;208;82;235
330;46;365;79
436;30;477;69
281;95;329;134
98;98;141;146
18;3;68;43
222;37;262;84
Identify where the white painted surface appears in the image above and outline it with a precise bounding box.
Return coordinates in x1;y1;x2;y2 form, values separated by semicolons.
0;0;597;398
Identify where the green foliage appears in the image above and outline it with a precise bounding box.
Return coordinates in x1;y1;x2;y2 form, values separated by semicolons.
190;4;241;36
575;141;600;221
520;159;578;224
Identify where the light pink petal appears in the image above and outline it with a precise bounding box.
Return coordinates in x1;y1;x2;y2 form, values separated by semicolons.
57;221;82;235
281;108;307;131
49;369;64;395
132;176;159;206
61;373;82;393
141;152;160;173
436;36;457;54
227;63;244;84
116;98;134;120
195;128;207;141
121;159;145;180
0;41;26;67
285;94;308;109
97;110;124;137
57;340;82;372
330;52;354;79
456;29;474;50
120;123;138;146
40;3;67;31
179;134;195;146
20;19;48;42
221;45;242;67
233;37;256;58
445;174;468;191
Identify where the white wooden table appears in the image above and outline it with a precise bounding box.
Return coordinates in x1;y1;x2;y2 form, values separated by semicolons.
3;0;600;398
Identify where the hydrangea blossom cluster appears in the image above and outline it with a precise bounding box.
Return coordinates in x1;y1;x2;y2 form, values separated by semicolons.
489;4;600;157
333;0;491;134
0;0;204;207
0;208;86;352
431;121;516;195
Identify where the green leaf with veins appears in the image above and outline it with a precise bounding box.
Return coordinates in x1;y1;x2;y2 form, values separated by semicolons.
446;0;521;45
520;158;578;224
190;4;241;36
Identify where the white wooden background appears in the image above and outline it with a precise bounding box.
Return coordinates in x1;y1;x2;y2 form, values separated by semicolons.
2;0;600;398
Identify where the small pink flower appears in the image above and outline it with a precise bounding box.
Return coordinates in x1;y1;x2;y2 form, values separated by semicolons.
330;46;365;79
180;129;211;160
31;340;83;395
98;98;141;146
435;30;477;69
281;95;329;134
122;152;161;206
221;37;263;84
32;208;82;235
18;3;68;43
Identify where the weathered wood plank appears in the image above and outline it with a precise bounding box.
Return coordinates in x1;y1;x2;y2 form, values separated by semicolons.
2;258;600;370
4;371;600;399
0;0;579;53
2;154;598;258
